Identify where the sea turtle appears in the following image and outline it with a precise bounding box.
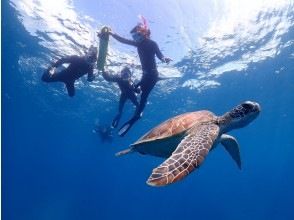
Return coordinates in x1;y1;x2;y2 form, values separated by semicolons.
116;101;261;187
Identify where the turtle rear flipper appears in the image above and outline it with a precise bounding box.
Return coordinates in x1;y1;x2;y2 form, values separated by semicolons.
220;134;241;169
147;123;219;186
115;147;135;157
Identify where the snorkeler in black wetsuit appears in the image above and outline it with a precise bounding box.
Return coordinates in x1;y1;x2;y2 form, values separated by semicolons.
102;67;139;128
42;46;97;97
93;123;113;143
109;21;172;136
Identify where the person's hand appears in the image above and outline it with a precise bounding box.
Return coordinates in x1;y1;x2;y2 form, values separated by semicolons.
48;66;56;76
108;28;113;34
163;57;173;64
97;27;112;38
134;87;141;94
108;29;114;37
97;31;102;38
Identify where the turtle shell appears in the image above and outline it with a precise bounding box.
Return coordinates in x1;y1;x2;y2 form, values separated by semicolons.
133;110;215;145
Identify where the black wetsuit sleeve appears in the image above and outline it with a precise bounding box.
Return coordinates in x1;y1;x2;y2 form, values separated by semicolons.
102;71;120;82
154;42;164;61
130;80;140;93
52;56;78;67
87;66;95;82
111;33;138;47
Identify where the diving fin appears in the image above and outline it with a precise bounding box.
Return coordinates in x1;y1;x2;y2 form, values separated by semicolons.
118;118;137;137
118;123;131;137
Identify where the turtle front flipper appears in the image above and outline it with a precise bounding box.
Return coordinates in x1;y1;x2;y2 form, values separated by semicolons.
220;134;241;169
147;123;219;186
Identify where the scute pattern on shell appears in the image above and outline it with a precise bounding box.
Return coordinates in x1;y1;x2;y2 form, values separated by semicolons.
135;111;215;144
147;123;219;186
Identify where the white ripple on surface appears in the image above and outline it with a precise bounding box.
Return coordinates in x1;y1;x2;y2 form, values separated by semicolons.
11;0;180;97
10;0;96;57
180;0;294;91
10;0;294;96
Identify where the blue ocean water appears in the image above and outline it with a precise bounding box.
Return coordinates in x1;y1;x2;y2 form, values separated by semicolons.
2;0;294;220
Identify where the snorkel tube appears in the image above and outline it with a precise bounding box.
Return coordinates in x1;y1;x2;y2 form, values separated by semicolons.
138;15;148;31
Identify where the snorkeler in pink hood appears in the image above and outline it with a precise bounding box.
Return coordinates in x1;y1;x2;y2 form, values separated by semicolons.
108;16;172;136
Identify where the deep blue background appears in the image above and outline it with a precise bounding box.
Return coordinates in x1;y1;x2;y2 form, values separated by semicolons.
2;1;294;220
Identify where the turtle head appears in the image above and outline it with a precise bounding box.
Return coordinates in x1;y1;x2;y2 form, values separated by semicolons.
221;101;261;132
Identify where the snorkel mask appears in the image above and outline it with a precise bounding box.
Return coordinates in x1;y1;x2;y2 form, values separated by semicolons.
130;15;150;43
131;32;145;43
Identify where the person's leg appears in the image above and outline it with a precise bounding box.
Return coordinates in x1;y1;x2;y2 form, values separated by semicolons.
118;94;127;113
112;95;127;128
42;68;75;97
129;92;139;108
65;81;75;97
41;68;60;82
135;76;157;117
118;76;157;137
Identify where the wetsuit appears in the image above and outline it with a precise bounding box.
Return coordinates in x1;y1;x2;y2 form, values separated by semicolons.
94;125;113;143
42;55;95;97
111;34;165;136
102;71;139;128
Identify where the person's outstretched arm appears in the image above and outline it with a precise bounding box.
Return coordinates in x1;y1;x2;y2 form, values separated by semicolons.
154;43;172;64
102;71;119;82
87;66;95;82
110;32;137;47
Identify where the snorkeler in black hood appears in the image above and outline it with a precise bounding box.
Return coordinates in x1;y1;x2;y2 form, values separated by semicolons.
102;67;140;128
42;46;97;97
107;17;172;136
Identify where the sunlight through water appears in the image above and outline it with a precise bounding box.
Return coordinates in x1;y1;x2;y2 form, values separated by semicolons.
10;0;294;93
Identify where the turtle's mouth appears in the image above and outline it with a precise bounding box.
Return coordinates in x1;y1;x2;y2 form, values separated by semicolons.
249;101;261;113
255;103;261;113
241;101;261;114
